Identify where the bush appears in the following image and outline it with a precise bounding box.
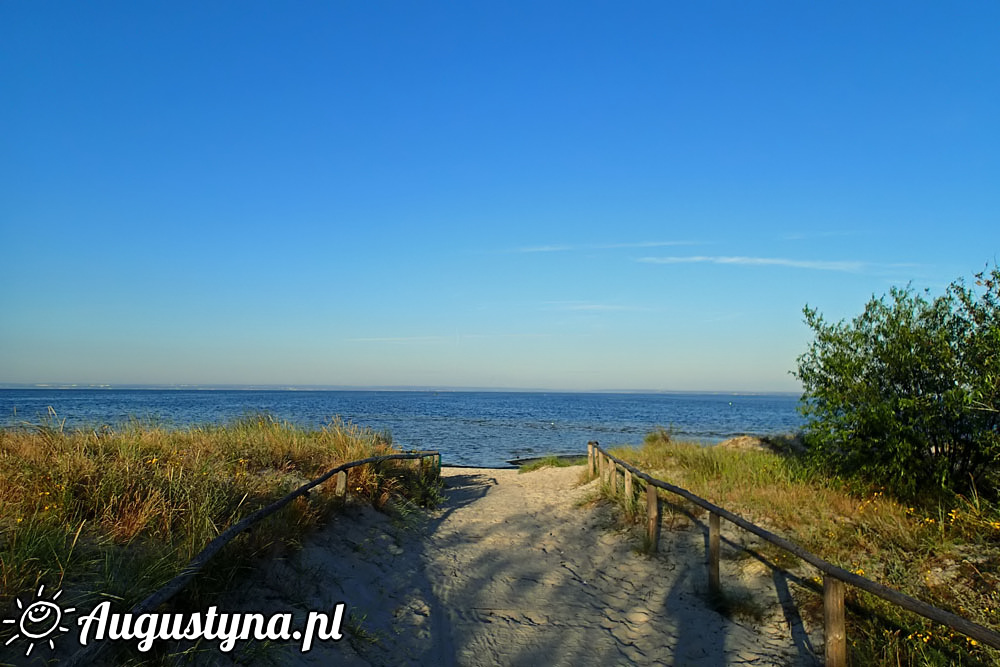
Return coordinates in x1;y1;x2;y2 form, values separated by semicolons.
795;266;1000;500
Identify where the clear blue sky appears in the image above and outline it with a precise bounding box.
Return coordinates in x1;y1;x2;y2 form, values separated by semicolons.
2;2;998;391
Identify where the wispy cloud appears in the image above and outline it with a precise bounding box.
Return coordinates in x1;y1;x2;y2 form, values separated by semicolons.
515;241;696;253
779;230;865;241
543;301;646;312
347;336;446;343
637;255;868;272
348;333;553;343
593;241;698;250
517;245;576;253
459;333;553;339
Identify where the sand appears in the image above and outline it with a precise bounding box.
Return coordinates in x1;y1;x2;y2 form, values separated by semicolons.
212;466;823;666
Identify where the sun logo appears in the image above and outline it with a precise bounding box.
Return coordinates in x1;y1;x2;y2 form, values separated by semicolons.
2;585;75;657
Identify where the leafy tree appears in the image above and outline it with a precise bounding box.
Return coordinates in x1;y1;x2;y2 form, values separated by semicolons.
795;266;1000;500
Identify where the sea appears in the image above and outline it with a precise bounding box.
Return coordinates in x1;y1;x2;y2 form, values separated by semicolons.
0;389;805;467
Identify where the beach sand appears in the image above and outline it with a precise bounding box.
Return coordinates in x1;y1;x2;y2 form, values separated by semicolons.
212;466;822;666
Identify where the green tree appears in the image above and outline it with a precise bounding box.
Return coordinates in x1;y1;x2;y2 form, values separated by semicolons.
795;267;1000;500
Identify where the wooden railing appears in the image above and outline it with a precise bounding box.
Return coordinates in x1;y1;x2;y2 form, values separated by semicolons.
587;442;1000;666
65;450;441;666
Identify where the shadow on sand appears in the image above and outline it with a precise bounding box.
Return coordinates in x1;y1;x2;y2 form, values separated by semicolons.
205;467;822;666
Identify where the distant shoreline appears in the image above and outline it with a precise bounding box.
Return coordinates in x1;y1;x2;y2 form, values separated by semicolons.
0;384;801;396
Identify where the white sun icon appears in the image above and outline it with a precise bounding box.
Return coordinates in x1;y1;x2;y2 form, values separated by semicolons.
2;584;76;656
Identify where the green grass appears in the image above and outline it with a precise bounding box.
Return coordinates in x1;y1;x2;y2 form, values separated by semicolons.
517;455;587;473
0;413;441;658
593;430;1000;666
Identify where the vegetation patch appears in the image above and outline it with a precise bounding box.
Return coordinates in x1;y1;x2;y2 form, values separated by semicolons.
516;455;587;473
0;413;441;660
796;266;1000;501
594;430;1000;666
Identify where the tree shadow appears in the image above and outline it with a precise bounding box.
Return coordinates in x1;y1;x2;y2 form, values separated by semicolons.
406;469;816;666
209;469;822;666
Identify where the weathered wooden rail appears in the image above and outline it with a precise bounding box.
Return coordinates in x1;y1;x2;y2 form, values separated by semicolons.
587;441;1000;666
65;450;441;666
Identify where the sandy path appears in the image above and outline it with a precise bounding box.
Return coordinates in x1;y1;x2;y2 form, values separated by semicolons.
215;466;821;666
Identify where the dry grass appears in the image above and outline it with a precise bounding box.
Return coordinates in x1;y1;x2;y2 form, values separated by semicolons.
597;431;1000;666
0;414;436;625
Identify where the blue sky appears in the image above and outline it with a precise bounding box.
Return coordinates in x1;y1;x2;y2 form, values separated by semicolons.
2;1;998;391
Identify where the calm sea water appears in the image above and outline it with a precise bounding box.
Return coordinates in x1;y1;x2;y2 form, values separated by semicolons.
0;389;804;467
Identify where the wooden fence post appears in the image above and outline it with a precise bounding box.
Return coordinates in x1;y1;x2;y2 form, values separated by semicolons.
588;442;596;477
824;576;848;667
624;469;633;500
646;484;660;552
335;469;348;497
709;512;721;597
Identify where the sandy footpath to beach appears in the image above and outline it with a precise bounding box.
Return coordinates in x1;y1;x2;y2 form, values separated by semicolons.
216;466;821;666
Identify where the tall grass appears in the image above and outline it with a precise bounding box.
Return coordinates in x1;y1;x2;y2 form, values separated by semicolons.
0;414;435;621
600;431;1000;666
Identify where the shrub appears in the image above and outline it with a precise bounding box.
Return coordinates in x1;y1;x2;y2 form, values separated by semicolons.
795;266;1000;500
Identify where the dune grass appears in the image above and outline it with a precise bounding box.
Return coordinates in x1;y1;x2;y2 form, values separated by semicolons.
597;430;1000;666
0;414;439;629
517;455;587;473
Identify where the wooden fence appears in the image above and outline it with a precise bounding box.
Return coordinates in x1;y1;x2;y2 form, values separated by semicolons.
587;441;1000;666
65;450;441;666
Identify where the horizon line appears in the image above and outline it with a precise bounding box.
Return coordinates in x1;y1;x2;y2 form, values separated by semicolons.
0;382;802;396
